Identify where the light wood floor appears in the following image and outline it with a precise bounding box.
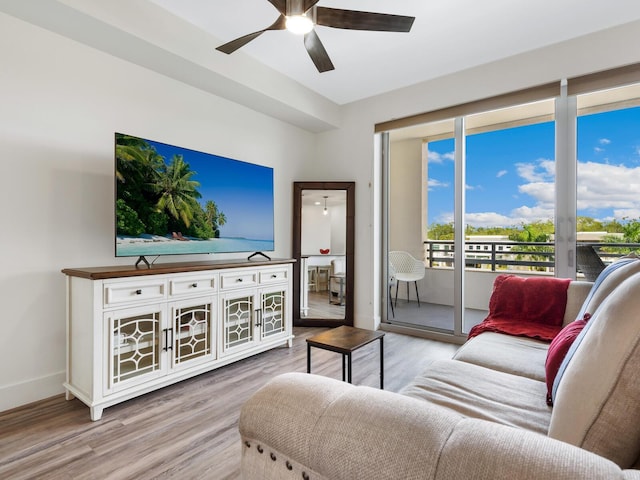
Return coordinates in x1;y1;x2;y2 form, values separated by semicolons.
305;290;345;320
0;327;458;479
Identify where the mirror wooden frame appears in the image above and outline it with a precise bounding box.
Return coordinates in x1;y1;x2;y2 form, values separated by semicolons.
292;181;355;326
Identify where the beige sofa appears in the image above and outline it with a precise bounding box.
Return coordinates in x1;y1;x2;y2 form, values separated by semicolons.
239;257;640;479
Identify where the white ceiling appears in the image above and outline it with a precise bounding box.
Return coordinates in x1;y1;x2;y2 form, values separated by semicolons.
148;0;640;105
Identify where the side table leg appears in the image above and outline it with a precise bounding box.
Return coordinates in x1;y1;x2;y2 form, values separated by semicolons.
380;336;384;389
347;352;352;384
342;354;346;381
307;343;311;373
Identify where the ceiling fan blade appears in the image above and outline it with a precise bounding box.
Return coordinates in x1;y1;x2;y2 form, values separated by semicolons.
303;0;320;12
304;29;334;73
315;7;415;32
216;15;286;54
266;0;286;15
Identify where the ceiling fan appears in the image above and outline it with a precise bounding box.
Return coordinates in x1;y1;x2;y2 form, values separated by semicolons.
215;0;415;73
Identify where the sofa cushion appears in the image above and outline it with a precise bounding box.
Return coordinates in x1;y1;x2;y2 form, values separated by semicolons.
544;318;588;405
454;332;550;382
562;281;593;326
548;271;640;468
551;254;640;402
402;359;551;435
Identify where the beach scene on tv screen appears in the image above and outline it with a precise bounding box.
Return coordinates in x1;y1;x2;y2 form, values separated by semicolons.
115;133;275;257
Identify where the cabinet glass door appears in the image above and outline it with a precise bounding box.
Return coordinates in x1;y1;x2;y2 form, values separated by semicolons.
260;288;286;340
222;293;256;352
107;306;163;390
171;299;215;368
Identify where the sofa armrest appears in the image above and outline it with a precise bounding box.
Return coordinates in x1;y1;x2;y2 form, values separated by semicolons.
240;373;632;480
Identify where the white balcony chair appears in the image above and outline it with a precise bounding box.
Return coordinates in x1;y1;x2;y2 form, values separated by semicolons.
388;263;397;318
389;251;425;307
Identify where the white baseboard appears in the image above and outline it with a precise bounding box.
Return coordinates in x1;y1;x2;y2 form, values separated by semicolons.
0;371;66;413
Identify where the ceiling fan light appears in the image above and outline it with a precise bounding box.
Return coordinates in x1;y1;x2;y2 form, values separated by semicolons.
286;15;313;35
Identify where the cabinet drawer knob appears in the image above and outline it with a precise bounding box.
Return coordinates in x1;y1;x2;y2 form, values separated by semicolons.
191;283;198;288
271;274;277;278
237;278;243;282
135;289;142;295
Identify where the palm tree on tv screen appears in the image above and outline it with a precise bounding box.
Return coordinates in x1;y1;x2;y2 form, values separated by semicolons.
154;154;201;229
204;200;227;238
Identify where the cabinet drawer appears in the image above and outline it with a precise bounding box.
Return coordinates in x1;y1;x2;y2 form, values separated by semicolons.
103;279;166;308
259;268;288;284
220;270;257;290
169;274;217;297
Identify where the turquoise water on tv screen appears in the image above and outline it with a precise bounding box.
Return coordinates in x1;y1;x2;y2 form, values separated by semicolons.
116;237;274;257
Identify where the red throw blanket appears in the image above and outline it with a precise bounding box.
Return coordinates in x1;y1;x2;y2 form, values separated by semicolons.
468;275;572;341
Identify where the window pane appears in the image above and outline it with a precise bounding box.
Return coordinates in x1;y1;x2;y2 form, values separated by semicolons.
576;104;640;278
464;118;555;333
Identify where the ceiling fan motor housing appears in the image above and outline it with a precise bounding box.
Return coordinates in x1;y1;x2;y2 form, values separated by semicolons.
286;0;306;16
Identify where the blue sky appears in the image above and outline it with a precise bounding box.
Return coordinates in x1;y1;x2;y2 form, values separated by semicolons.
427;106;640;228
146;139;274;240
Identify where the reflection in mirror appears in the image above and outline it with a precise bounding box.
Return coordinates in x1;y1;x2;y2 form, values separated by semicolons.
293;182;354;327
300;189;347;320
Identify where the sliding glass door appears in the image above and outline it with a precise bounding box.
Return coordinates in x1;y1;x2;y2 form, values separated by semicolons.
385;98;557;339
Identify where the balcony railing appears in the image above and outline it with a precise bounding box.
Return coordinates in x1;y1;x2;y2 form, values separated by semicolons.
423;241;639;272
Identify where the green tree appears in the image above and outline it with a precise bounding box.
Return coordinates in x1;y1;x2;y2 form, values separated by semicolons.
204;200;228;238
621;219;640;243
576;216;604;232
116;199;145;236
428;222;454;240
154;154;202;229
115;135;167;236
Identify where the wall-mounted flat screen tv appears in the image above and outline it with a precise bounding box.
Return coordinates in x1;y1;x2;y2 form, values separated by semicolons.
115;133;274;258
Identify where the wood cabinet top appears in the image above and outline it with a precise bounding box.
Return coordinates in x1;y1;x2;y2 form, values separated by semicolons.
62;258;296;280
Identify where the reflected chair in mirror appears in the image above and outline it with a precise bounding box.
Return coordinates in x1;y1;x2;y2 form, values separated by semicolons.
329;258;346;305
389;251;425;307
576;245;606;281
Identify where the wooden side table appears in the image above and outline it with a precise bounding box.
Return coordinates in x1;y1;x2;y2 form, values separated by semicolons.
306;325;385;389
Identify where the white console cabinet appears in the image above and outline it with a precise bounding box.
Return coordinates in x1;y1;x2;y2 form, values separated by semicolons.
63;259;294;420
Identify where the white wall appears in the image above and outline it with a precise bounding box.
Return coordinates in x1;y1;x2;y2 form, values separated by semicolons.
389;139;423;258
301;205;331;255
301;201;346;256
0;13;313;411
329;203;347;255
314;20;640;331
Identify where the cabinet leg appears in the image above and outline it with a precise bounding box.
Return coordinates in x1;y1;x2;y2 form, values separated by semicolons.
287;338;293;348
90;406;104;421
65;390;75;401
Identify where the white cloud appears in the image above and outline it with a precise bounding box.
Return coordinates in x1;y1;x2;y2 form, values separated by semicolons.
428;178;449;189
496;170;507;178
576;161;640;210
518;182;554;204
516;158;555;182
465;212;514;228
599;138;611;145
445;153;640;228
428;150;455;164
613;208;640;220
594;147;604;153
436;211;454;224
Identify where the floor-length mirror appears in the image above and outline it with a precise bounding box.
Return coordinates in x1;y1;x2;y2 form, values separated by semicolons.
293;182;354;326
